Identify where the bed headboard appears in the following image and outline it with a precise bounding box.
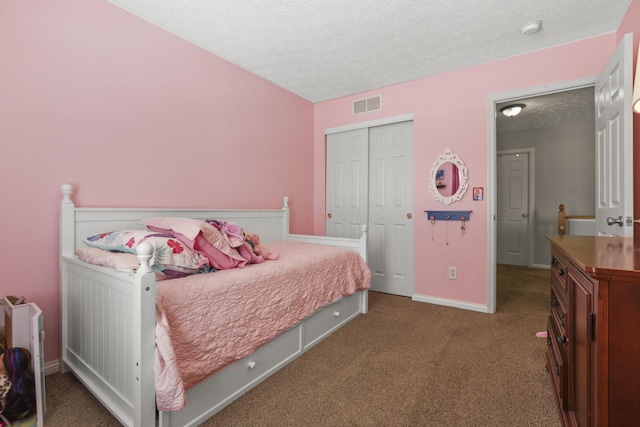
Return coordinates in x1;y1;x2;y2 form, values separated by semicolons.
59;184;290;258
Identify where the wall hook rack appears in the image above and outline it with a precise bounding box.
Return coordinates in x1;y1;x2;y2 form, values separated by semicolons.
424;210;472;221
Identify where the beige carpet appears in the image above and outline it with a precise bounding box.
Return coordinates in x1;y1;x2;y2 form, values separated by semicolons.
43;264;560;426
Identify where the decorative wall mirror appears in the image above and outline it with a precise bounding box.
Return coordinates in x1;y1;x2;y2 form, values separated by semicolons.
429;148;469;205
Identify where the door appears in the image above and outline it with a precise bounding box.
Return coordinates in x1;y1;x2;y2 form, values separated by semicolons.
368;122;414;296
496;151;530;266
325;129;369;238
325;121;414;297
595;33;634;236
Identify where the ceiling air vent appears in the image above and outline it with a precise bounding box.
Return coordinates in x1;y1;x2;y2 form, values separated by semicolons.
353;95;382;115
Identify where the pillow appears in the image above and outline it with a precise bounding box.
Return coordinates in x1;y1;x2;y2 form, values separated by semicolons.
140;217;247;270
75;247;140;272
83;230;210;278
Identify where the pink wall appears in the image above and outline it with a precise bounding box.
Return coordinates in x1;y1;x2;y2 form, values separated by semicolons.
0;1;314;363
314;34;620;307
2;0;637;365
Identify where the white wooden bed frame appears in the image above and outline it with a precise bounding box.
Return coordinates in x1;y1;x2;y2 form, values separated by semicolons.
58;184;368;427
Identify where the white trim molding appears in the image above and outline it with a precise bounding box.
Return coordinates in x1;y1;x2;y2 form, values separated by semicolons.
412;293;489;313
324;113;414;135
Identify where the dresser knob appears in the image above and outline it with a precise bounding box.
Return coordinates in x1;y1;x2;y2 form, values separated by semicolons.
557;335;568;344
558;269;565;276
248;361;256;370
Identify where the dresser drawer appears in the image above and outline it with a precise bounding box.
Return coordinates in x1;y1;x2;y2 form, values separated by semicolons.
547;317;568;411
550;283;568;340
551;250;569;296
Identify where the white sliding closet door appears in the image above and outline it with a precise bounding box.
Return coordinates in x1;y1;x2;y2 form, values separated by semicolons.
326;129;369;238
326;121;414;297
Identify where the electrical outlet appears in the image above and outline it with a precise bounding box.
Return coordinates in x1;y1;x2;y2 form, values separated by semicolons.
448;267;458;280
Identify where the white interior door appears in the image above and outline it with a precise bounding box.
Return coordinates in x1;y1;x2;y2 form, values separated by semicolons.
368;122;414;296
595;33;634;236
496;151;530;266
325;129;369;238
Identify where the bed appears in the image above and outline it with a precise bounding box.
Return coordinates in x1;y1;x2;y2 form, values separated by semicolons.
58;184;370;427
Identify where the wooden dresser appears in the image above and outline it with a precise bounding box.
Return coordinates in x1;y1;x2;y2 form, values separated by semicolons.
547;235;640;427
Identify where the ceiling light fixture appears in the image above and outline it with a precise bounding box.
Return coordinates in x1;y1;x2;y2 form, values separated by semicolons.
520;20;542;35
500;104;525;117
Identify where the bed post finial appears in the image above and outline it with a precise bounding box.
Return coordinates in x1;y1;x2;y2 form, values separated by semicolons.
136;242;154;275
61;184;73;204
282;196;289;209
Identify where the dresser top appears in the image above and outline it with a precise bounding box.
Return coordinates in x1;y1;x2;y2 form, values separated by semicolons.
548;235;640;280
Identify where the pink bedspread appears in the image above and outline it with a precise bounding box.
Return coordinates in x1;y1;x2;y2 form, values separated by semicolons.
154;241;371;411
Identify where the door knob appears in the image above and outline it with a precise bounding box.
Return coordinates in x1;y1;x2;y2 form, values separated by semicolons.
522;213;528;218
407;213;412;219
327;213;332;219
607;216;624;227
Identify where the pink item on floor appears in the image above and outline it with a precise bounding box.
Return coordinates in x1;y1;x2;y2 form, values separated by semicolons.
536;331;548;338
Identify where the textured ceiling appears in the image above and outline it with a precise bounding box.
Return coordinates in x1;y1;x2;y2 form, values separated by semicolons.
497;87;595;134
106;0;631;103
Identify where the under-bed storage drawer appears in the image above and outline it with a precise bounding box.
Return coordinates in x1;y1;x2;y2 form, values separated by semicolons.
164;324;303;426
303;292;361;349
215;323;302;393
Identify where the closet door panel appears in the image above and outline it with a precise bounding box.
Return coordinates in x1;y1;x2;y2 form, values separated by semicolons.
326;129;369;239
368;122;414;296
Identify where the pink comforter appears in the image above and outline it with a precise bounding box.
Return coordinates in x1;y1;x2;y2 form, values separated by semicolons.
154;241;371;411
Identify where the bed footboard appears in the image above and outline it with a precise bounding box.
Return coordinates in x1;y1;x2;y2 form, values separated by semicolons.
60;254;156;427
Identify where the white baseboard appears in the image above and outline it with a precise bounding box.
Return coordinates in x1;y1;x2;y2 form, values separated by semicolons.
412;294;489;313
44;359;60;376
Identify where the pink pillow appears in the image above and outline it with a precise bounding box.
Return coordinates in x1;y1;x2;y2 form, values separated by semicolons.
140;217;247;270
75;247;140;272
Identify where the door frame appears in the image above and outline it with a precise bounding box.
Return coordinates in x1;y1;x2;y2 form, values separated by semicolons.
487;76;596;314
496;148;535;267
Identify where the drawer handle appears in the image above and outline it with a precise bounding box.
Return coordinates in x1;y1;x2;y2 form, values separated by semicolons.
560;313;565;326
547;337;552;347
557;335;568;344
551;296;558;307
248;361;256;370
558;269;565;277
555;363;560;376
551;258;557;265
334;311;340;318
